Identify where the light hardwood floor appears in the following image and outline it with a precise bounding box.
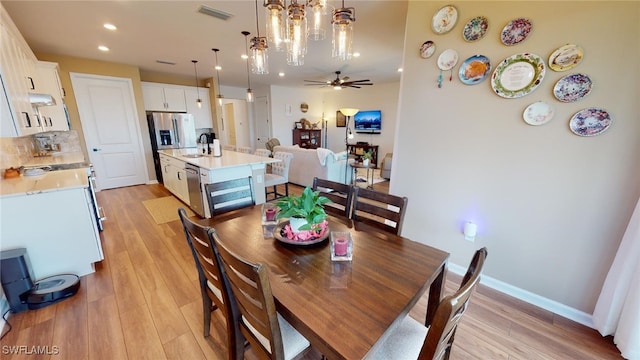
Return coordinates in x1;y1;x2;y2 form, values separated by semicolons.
0;181;622;359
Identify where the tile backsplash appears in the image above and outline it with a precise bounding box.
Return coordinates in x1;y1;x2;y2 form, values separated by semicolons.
0;130;83;171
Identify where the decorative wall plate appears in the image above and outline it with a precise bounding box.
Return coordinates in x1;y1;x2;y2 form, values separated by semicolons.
549;44;584;71
523;101;554;125
432;5;458;34
437;49;459;70
500;18;532;45
491;53;545;98
569;108;612;136
458;55;491;85
553;73;592;102
420;40;436;59
462;16;489;42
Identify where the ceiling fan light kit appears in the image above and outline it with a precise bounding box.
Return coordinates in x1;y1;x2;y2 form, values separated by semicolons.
304;70;372;90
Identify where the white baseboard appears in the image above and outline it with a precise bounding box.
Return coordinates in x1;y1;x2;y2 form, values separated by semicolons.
147;180;159;185
447;263;594;329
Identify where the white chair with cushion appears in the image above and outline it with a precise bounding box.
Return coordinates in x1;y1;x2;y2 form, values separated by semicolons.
366;247;488;360
237;146;253;154
223;144;236;151
254;149;271;157
265;151;293;201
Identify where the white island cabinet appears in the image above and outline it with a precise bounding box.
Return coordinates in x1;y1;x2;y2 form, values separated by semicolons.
0;169;103;279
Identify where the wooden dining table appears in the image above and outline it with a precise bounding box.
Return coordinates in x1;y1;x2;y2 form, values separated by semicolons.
206;206;449;360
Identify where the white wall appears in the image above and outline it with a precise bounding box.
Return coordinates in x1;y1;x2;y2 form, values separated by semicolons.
395;1;640;315
268;85;324;146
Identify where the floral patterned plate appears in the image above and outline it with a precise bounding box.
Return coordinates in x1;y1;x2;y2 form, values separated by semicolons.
549;44;584;72
569;108;612;136
523;101;554;125
419;40;436;59
491;53;545;98
500;18;532;45
432;5;458;34
553;73;592;102
437;49;459;70
462;16;489;42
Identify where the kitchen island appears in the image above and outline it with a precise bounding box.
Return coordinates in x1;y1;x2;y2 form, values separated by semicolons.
158;149;279;218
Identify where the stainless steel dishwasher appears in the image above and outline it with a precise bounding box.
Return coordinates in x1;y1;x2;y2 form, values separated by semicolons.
185;163;204;217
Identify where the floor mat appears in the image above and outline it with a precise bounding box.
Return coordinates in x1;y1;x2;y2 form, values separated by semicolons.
142;196;194;224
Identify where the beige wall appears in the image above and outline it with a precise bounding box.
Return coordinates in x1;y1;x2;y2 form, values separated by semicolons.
395;1;640;315
35;53;156;182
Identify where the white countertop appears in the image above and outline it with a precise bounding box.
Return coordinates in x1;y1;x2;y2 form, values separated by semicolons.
0;168;89;198
22;152;86;167
159;149;280;170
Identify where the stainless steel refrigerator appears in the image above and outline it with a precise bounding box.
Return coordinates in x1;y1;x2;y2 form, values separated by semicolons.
147;112;197;183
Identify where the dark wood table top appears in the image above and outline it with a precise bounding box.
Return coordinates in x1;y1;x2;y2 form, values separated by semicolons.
207;207;449;359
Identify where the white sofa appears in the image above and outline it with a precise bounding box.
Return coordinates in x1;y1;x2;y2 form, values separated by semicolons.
273;145;353;187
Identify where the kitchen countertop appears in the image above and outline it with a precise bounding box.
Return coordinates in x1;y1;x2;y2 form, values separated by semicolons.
159;148;280;169
22;152;86;167
0;168;89;198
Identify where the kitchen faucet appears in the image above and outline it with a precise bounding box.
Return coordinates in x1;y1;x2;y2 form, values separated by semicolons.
198;133;211;155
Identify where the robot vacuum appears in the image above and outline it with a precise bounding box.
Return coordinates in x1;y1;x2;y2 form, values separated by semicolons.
26;274;80;310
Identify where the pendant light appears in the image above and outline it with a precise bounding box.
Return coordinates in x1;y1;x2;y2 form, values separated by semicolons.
250;0;269;74
211;48;224;106
242;31;254;103
191;60;202;108
308;0;327;41
332;1;355;61
286;0;307;66
264;0;285;51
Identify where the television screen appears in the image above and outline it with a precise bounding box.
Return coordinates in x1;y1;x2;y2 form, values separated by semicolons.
354;110;382;133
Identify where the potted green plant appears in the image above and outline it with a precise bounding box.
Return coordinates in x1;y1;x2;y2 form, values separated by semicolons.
276;186;331;232
362;150;373;167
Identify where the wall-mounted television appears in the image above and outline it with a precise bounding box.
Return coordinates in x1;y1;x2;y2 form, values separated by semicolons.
354;110;382;133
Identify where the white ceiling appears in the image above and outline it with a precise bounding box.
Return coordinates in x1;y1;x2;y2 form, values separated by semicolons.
3;0;408;89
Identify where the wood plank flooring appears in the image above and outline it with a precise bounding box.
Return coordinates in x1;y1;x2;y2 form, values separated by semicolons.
0;181;623;359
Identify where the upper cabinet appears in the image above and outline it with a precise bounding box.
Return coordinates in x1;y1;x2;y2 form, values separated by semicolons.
142;81;212;129
1;3;39;137
184;87;212;129
0;5;68;136
141;82;187;112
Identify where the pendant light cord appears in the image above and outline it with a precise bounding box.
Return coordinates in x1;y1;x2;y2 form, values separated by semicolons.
254;0;260;37
243;33;252;89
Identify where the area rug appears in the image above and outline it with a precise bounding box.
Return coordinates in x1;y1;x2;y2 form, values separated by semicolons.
355;168;387;187
142;196;194;224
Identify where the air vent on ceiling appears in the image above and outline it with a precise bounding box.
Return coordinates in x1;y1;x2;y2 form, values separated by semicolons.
156;60;176;65
197;5;233;21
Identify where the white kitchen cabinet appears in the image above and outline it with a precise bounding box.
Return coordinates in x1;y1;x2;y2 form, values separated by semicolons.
0;4;39;136
0;186;103;279
142;82;187;112
35;61;69;132
184;87;212;129
159;153;189;204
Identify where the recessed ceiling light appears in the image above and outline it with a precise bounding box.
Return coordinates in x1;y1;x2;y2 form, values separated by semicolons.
397;68;403;72
353;52;361;57
241;54;248;60
103;23;117;31
98;45;110;52
215;65;222;70
278;72;285;77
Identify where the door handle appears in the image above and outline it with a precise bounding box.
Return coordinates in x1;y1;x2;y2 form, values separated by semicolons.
93;148;102;152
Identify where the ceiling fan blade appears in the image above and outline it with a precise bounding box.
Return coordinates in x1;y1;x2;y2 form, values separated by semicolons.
349;79;371;83
304;80;329;83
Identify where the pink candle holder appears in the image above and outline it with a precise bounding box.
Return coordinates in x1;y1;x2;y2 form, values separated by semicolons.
331;231;353;261
265;208;276;221
334;238;348;256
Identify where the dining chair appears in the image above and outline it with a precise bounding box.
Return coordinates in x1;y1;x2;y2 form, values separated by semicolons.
237;146;253;154
350;186;408;235
177;208;243;360
366;247;488;360
223;144;236;151
205;177;255;216
213;234;311;360
265;151;293;201
254;148;271;157
312;177;353;219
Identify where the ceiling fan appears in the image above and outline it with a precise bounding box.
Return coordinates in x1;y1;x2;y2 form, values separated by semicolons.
304;71;373;89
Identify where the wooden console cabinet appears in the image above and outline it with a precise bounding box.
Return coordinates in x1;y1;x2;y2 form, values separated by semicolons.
347;143;379;168
293;129;321;149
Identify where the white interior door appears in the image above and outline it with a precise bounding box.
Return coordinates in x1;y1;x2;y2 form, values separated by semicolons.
254;96;270;150
70;73;147;190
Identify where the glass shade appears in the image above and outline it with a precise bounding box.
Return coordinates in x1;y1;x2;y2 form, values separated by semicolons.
286;2;307;66
332;7;355;61
265;2;285;51
246;89;254;103
308;0;326;41
250;37;269;74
